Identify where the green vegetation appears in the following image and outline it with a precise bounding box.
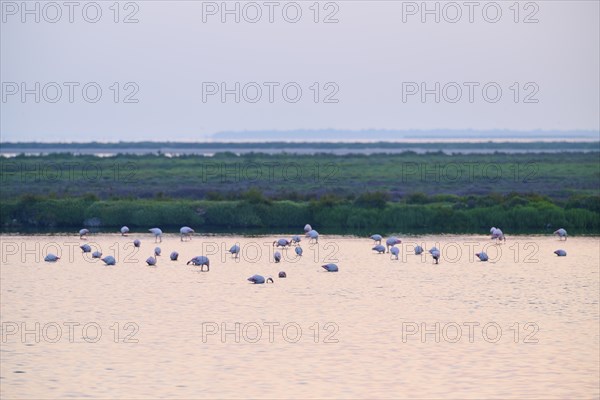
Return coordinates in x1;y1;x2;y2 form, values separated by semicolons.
1;150;598;233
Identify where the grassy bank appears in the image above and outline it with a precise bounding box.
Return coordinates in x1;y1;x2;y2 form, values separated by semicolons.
2;193;598;234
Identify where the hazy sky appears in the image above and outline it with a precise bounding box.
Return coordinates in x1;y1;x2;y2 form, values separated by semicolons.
1;0;599;142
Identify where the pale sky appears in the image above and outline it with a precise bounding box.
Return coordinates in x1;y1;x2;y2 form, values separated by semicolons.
1;0;599;142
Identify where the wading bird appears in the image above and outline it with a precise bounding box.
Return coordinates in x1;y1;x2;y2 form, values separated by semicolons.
44;253;60;262
429;248;440;264
554;249;567;257
274;251;282;263
370;234;383;245
229;244;240;259
295;246;303;257
149;228;163;243
414;245;424;255
390;246;400;260
120;226;129;236
187;256;210;271
102;256;116;266
306;230;319;244
92;251;102;259
247;274;274;284
476;252;489;261
278;271;287;278
491;227;506;242
304;224;312;233
273;238;291;248
133;239;141;248
291;235;302;245
146;256;157;266
321;263;339;272
154;247;161;257
554;228;567;241
386;237;401;253
79;228;89;239
80;244;91;253
180;226;194;241
170;251;179;261
372;245;386;254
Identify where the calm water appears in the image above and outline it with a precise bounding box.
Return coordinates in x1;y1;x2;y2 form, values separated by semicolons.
1;234;598;399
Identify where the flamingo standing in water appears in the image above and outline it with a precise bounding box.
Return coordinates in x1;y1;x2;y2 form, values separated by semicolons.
187;256;210;271
372;245;386;254
149;228;163;243
306;230;319;244
370;234;383;245
273;238;291;248
229;244;240;259
180;226;194;241
554;228;567;241
490;227;506;242
386;237;401;253
429;247;440;264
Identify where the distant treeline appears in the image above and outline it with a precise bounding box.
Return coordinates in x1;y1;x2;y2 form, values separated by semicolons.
1;140;599;151
2;191;598;234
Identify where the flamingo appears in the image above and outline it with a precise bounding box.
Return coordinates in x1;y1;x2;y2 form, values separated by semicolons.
273;238;291;248
79;228;89;239
44;253;60;262
306;230;319;244
101;256;116;266
187;256;210;271
370;234;383;245
170;251;179;261
291;235;302;245
80;244;91;253
554;228;567;241
476;252;489;261
429;247;440;264
372;245;386;254
120;226;129;236
133;239;141;248
146;256;157;266
321;263;339;272
295;246;303;257
554;249;567;257
154;247;161;257
491;227;506;242
414;245;424;255
390;246;399;260
304;224;312;233
149;228;163;243
92;250;102;259
274;251;282;263
386;237;401;253
180;226;194;241
278;271;287;278
229;244;240;258
247;274;274;284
